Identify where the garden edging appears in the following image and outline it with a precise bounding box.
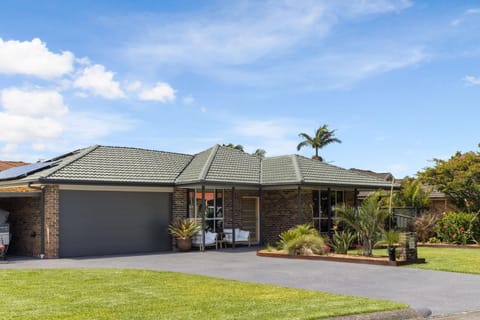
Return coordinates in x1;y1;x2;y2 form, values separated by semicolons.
257;250;426;266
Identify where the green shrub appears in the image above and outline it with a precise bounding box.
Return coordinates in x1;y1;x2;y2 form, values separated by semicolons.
330;230;356;254
277;224;319;249
375;230;400;248
428;237;441;243
437;212;480;244
265;243;275;252
284;234;325;256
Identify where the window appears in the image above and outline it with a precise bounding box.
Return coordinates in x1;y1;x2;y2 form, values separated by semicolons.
187;189;224;233
312;189;344;233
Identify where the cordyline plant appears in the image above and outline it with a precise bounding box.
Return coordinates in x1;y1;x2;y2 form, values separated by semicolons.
335;192;389;256
168;219;200;239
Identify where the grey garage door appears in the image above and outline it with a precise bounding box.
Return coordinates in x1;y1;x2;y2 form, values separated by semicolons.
59;190;171;257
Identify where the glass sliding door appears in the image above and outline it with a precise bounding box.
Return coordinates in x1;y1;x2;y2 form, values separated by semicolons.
187;188;224;233
312;189;344;234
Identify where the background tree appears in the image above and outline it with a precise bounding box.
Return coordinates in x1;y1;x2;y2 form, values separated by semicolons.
392;177;431;209
297;124;341;161
222;144;267;158
420;146;480;212
222;143;245;152
253;148;266;158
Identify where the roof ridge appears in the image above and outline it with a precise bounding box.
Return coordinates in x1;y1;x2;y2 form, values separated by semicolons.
198;144;219;181
41;145;100;179
95;145;193;157
260;157;264;184
291;155;304;183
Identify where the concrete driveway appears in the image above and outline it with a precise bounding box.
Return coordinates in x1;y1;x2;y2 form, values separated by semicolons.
2;248;480;317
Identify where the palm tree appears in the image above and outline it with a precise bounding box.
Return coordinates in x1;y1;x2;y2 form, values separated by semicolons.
297;125;341;161
335;192;390;256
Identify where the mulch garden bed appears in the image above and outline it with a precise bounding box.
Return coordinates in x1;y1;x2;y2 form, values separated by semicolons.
257;250;425;266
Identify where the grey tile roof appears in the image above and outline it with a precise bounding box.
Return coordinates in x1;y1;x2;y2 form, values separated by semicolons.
0;144;399;189
260;155;396;189
1;145;194;186
175;146;217;184
43;146;193;185
296;156;396;188
176;145;261;185
261;155;300;185
205;145;260;185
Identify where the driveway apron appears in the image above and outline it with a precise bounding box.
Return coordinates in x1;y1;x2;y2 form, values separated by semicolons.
2;249;479;317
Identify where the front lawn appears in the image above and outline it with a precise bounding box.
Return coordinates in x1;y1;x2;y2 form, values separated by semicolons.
0;269;406;320
404;246;480;274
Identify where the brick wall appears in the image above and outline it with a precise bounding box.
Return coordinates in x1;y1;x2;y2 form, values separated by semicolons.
44;185;60;258
171;188;187;250
261;189;314;245
0;196;41;256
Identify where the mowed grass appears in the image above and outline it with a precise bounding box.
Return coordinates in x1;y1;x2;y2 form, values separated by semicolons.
363;246;480;275
0;269;406;320
404;246;480;274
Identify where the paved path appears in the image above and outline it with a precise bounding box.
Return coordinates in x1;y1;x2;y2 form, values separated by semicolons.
2;249;480;317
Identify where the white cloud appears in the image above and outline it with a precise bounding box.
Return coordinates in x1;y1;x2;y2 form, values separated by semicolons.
62;111;136;141
463;75;480;86
283;46;427;89
1;143;18;154
0;113;64;143
0;38;74;78
182;95;194;105
32;143;47;152
126;80;142;92
138;82;175;102
231;118;315;156
1;88;68;116
127;1;412;77
451;19;462;27
465;8;480;15
233;119;297;139
73;64;125;99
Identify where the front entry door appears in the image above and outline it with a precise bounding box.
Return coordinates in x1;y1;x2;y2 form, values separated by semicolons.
240;197;259;243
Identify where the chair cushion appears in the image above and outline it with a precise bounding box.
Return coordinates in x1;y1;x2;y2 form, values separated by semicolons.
238;230;249;241
205;232;217;244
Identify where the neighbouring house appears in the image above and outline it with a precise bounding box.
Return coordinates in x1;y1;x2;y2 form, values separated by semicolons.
0;161;28;171
0;145;397;258
352;168;454;215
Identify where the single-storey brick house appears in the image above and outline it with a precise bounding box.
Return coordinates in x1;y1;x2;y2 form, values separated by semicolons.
0;144;397;258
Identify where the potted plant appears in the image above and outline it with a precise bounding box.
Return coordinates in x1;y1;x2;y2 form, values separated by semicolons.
168;219;200;251
381;230;400;261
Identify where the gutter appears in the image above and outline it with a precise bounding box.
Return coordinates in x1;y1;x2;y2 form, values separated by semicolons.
27;182;45;259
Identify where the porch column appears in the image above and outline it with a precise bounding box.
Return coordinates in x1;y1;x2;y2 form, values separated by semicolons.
259;187;263;244
232;186;236;248
297;186;302;224
327;188;332;236
354;188;358;208
201;185;206;251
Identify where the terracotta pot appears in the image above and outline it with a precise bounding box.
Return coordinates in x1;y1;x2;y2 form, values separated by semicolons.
176;238;192;252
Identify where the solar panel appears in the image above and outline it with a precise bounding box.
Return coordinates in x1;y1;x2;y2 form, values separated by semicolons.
0;161;57;181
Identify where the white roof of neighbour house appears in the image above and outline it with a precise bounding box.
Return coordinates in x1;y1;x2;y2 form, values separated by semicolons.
0;144;399;190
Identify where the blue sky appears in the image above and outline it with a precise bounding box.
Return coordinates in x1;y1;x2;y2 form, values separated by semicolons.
1;0;480;178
